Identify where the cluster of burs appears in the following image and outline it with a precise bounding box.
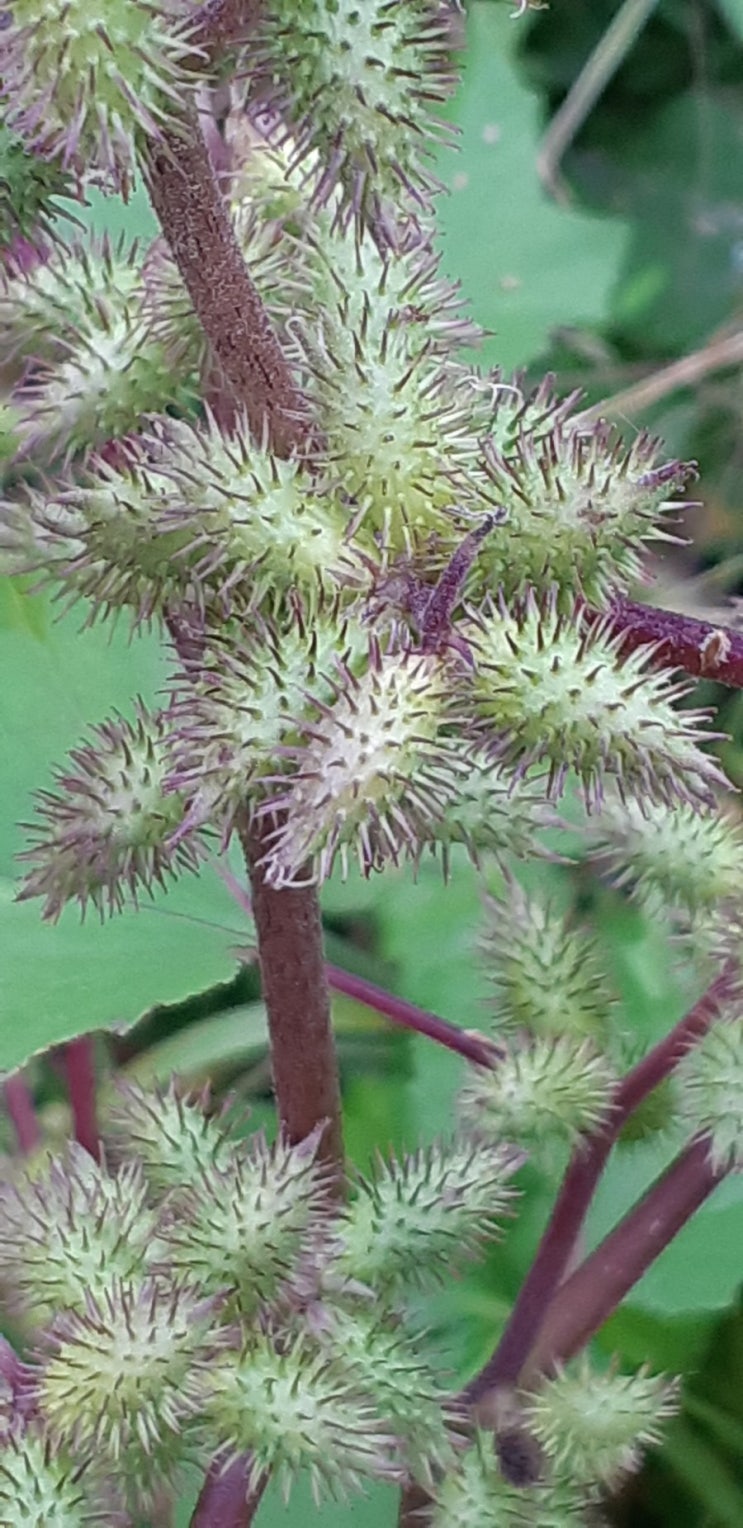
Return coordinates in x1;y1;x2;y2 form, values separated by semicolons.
1;1;743;1523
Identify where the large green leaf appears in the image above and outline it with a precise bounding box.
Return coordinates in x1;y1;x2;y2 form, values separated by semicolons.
0;582;168;875
0;871;244;1074
437;2;627;371
573;84;743;356
0;584;241;1069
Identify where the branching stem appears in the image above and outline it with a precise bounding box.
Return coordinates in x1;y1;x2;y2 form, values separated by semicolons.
603;597;743;688
523;1136;726;1376
463;960;736;1401
3;1073;40;1156
61;1034;100;1160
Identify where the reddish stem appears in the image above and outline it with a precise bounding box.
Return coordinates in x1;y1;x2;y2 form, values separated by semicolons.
3;1073;41;1155
191;1457;267;1528
239;819;344;1188
218;861;499;1068
523;1136;727;1376
463;961;736;1401
61;1034;100;1160
144;105;311;457
605;597;743;688
190;0;262;54
326;962;501;1068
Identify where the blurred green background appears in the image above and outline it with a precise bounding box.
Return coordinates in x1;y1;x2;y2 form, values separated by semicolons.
3;2;743;1523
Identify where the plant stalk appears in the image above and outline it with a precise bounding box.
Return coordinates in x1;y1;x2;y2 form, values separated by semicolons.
602;597;743;688
144;104;312;457
522;1136;727;1377
191;1458;268;1528
3;1073;40;1155
463;960;736;1401
241;816;344;1184
61;1034;100;1160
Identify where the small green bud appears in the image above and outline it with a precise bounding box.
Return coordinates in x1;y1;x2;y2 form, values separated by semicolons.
430;1430;588;1528
1;235;198;461
590;796;743;936
257;0;458;229
38;1278;220;1473
3;0;209;194
0;1148;153;1320
318;1310;455;1480
431;761;558;871
109;1081;234;1196
478;885;614;1043
203;1334;403;1500
480;419;692;607
17;703;201;920
165;614;366;848
159;1127;330;1313
0;1427;116;1526
467;594;724;811
260;646;464;887
459;1036;615;1150
524;1359;679;1487
676;1015;743;1168
331;1139;516;1296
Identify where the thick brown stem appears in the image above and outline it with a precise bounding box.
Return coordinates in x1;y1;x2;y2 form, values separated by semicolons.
240;815;344;1186
144;106;311;457
522;1137;726;1378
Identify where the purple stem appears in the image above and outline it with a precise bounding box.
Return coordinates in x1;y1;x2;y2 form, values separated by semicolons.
463;960;736;1401
327;962;501;1068
61;1034;100;1160
190;1457;267;1528
604;597;743;688
3;1073;41;1155
524;1136;727;1376
217;862;500;1069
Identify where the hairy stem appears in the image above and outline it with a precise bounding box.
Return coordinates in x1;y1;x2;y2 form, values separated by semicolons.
61;1034;100;1160
522;1137;727;1377
3;1073;40;1155
240;816;344;1186
144;104;311;456
603;596;743;687
190;1457;268;1528
464;961;735;1401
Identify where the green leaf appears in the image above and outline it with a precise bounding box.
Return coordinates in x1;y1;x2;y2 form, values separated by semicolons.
118;1001;268;1090
0;583;168;878
662;1419;743;1527
574;85;743;355
437;1;627;371
715;0;743;44
0;869;244;1074
595;1305;716;1374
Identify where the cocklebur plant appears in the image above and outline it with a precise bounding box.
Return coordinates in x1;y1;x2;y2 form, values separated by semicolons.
4;1;743;1525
